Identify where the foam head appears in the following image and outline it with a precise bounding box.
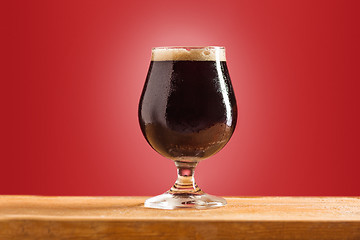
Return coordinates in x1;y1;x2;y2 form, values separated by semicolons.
151;46;226;61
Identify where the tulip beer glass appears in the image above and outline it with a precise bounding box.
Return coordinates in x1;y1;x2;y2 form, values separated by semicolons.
138;46;237;209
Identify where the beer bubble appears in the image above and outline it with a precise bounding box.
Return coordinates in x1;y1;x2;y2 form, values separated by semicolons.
203;50;211;56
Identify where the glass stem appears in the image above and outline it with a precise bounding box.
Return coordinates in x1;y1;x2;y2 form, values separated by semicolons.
168;161;203;195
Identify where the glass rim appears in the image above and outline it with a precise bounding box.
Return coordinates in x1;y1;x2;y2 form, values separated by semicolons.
152;46;225;51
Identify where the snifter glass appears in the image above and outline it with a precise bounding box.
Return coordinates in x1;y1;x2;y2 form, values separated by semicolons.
138;46;237;209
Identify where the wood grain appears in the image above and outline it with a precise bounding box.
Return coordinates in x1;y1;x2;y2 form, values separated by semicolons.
0;196;360;239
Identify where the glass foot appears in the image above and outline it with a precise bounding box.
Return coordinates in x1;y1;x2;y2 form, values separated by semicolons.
144;192;227;210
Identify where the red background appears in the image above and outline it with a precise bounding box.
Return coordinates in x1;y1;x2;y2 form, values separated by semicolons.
1;0;359;196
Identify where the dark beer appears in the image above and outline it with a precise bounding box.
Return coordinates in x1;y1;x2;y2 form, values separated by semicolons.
140;47;236;209
139;58;237;161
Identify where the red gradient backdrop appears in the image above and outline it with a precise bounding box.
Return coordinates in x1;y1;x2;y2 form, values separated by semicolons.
1;0;359;196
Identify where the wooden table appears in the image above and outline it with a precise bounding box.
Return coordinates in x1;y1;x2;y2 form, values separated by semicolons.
0;196;359;239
